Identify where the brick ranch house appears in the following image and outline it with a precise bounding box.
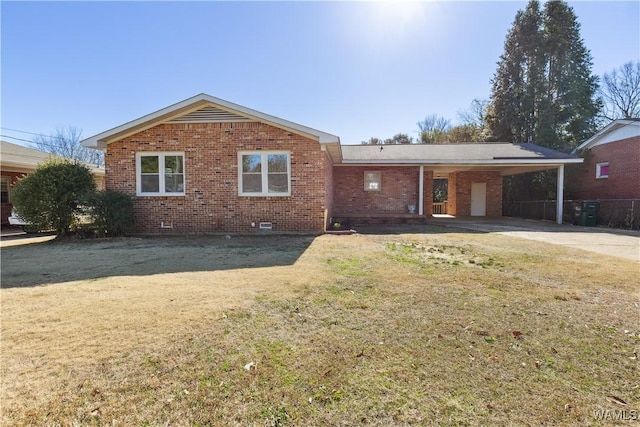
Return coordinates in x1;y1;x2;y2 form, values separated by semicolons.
81;94;582;234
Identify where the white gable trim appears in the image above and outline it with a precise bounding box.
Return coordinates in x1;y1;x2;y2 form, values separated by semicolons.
81;93;340;149
572;119;640;154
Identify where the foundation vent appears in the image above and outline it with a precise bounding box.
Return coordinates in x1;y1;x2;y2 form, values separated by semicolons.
259;222;273;231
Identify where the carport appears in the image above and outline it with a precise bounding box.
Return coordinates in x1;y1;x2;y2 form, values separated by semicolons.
331;143;583;225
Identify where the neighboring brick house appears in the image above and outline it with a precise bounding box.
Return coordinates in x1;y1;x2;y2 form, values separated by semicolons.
567;119;640;227
0;141;105;224
82;94;582;233
570;119;640;200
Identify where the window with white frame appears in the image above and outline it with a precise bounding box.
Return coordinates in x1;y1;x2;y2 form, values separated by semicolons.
596;162;609;179
364;171;381;191
136;152;185;196
1;176;10;204
238;152;290;196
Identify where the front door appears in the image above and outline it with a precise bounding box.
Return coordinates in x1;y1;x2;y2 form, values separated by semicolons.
470;182;486;216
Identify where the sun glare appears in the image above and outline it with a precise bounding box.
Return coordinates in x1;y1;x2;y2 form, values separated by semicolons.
348;1;442;52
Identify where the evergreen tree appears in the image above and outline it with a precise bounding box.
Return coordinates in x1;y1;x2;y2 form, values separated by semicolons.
542;0;600;151
486;0;600;201
486;0;545;145
487;0;599;151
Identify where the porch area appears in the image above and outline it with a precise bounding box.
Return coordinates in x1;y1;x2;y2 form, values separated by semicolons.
330;165;503;225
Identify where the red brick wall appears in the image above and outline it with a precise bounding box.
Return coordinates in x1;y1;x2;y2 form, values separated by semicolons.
423;170;434;215
449;171;503;217
324;152;334;230
569;136;640;200
1;172;25;224
105;122;328;234
332;166;432;215
447;173;458;216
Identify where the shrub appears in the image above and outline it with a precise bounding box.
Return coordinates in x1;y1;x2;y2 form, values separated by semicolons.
11;160;96;236
85;190;135;237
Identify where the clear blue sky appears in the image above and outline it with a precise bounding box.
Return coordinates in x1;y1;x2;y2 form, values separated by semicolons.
1;1;638;146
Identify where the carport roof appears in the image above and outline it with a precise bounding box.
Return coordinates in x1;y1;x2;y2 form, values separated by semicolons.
337;143;582;176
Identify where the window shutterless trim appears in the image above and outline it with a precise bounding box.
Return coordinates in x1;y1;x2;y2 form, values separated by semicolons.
238;151;291;197
595;162;609;179
364;171;381;192
135;152;186;196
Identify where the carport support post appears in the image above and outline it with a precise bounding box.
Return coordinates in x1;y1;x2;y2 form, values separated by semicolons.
418;166;424;215
556;165;564;224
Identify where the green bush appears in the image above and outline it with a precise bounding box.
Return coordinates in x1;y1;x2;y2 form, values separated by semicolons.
12;160;96;236
85;190;135;237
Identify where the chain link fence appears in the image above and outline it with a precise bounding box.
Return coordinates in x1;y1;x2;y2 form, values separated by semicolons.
504;199;640;230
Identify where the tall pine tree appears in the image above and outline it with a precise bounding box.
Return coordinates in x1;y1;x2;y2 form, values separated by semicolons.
486;1;546;145
542;1;600;151
486;0;600;200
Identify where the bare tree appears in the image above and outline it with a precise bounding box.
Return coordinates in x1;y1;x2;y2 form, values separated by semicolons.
417;115;451;144
458;98;489;128
600;61;640;121
361;137;384;145
31;126;104;167
456;99;491;142
384;133;413;145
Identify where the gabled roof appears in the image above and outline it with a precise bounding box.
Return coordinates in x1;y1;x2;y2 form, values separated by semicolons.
1;140;104;176
338;143;582;176
81;93;341;153
572;119;640;154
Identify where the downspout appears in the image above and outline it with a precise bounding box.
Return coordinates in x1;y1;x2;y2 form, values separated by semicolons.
419;166;424;216
556;164;564;224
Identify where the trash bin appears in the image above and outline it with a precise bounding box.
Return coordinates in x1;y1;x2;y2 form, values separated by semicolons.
578;201;599;226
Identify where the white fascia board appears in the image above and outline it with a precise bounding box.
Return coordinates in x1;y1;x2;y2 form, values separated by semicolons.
572;120;639;153
81;96;209;148
206;95;340;144
81;93;340;148
339;158;583;166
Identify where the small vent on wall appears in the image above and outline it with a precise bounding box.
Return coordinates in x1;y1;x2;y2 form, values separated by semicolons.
259;222;273;231
168;106;253;123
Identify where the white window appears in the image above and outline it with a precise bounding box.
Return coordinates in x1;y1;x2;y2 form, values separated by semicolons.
238;152;291;196
1;176;10;204
136;152;185;196
596;162;609;179
364;171;381;191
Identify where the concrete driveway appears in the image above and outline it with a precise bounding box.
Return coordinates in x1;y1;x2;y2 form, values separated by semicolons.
430;217;640;262
0;226;57;247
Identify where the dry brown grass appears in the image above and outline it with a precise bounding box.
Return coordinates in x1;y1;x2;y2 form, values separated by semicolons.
1;228;639;426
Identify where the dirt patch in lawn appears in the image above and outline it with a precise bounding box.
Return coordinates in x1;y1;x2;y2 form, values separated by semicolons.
1;230;639;426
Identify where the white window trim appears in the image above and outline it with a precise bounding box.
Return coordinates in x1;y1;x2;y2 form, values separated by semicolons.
596;162;609;179
364;171;381;192
238;151;291;197
136;152;186;196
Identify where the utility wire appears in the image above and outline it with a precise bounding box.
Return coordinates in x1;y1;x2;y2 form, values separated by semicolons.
1;132;93;153
1;135;37;145
1;127;72;141
1;134;104;167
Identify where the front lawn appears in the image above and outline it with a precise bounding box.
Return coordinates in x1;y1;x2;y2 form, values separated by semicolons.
1;228;638;425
